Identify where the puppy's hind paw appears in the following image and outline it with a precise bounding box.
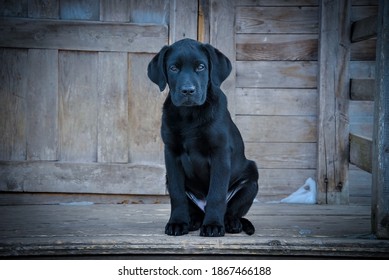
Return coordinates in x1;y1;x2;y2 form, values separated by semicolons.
165;222;189;236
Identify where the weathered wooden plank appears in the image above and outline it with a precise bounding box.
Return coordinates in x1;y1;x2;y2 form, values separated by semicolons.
350;61;376;79
100;0;129;22
237;34;318;61
236;116;317;143
257;169;316;202
349;100;374;137
350;79;375;101
58;51;98;162
130;0;169;24
0;161;166;195
236;88;317;116
60;0;99;20
351;15;377;42
236;6;319;34
169;0;198;42
0;193;170;206
0;18;168;53
97;52;129;163
349;165;372;205
372;0;389;239
236;61;317;88
246;143;317;169
317;0;350;204
128;54;166;164
0;0;27;17
26;49;59;160
1;204;387;258
28;0;59;18
209;0;236;116
0;48;28;161
235;0;318;6
351;39;376;61
349;133;372;173
351;6;378;22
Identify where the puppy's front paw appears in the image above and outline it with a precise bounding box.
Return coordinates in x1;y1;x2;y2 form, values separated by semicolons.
165;222;189;236
200;224;225;237
225;217;243;233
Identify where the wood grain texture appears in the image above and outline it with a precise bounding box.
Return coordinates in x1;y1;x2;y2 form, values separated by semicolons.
28;0;59;18
349;133;372;173
237;34;318;61
26;49;59;160
317;0;350;204
59;0;99;20
97;52;129;163
236;61;317;88
1;204;388;258
128;54;166;164
169;0;198;42
246;143;317;169
0;48;28;161
0;18;168;53
59;51;98;162
236;88;317;116
351;15;377;42
100;0;129;22
130;0;169;24
236;6;319;34
0;161;166;195
236;116;317;143
350;79;375;101
371;0;389;239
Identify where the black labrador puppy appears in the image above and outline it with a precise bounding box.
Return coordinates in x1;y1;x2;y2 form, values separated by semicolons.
148;39;258;237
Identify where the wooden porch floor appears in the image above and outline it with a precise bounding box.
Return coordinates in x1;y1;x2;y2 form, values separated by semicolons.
1;202;388;258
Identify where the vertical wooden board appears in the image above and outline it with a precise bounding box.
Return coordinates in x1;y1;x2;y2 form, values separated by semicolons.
60;0;99;20
372;0;389;239
128;53;166;164
169;0;198;42
58;51;98;162
209;0;236;116
0;48;27;161
26;49;59;160
28;0;59;18
0;0;27;17
100;0;129;22
97;52;129;163
317;0;350;204
129;0;169;24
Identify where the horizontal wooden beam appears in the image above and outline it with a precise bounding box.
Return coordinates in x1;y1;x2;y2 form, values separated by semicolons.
351;15;377;42
350;79;376;101
0;18;168;53
349;133;372;173
0;161;166;195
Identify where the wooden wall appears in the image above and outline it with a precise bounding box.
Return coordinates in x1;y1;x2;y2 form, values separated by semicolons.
0;0;378;204
235;0;318;201
349;0;377;205
0;0;170;195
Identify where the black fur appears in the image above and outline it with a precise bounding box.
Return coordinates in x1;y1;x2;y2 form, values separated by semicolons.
148;39;258;237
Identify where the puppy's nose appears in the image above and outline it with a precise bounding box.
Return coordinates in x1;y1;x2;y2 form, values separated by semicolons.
180;85;196;96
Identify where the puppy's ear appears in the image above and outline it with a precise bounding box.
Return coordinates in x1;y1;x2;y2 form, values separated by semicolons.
147;46;169;91
202;44;232;87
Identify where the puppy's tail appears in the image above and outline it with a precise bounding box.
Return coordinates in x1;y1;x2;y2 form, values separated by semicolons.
240;217;255;235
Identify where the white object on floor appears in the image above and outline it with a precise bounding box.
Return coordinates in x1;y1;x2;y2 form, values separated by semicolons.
280;177;317;204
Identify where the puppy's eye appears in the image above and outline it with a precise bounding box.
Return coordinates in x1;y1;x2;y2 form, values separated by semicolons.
196;64;205;72
169;65;179;72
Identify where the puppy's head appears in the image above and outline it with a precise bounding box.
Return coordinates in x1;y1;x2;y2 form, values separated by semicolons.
147;38;231;107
